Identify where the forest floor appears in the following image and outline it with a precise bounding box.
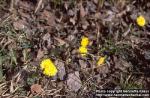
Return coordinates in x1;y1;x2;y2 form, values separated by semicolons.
0;0;150;98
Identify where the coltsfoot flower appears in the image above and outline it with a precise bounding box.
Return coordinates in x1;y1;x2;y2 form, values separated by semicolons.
136;15;146;27
79;36;89;56
81;36;89;47
40;59;58;76
97;56;107;66
79;46;88;56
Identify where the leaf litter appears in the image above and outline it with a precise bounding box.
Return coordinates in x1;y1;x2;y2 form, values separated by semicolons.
0;0;150;97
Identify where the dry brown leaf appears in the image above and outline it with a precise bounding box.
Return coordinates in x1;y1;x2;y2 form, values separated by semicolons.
80;4;86;18
42;33;52;49
55;60;66;80
40;10;56;26
94;12;101;19
18;0;35;11
70;18;76;25
42;33;51;41
81;20;89;30
13;20;26;30
79;60;87;69
144;51;150;60
54;37;67;46
114;56;131;71
36;49;44;60
93;0;98;4
67;71;82;92
30;84;43;94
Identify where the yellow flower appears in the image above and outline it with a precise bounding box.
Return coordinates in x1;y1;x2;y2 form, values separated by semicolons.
81;36;89;47
97;56;106;66
136;15;146;27
40;59;58;76
79;46;88;56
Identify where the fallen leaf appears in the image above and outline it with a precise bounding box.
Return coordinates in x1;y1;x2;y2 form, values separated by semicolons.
64;2;68;10
30;84;43;94
67;71;82;92
18;0;35;11
66;35;75;42
81;20;89;30
94;12;101;19
36;49;44;60
97;65;109;77
13;20;26;30
18;9;31;19
103;10;115;22
42;33;52;49
114;56;131;71
87;1;96;13
80;3;86;18
54;37;67;46
79;60;87;69
68;9;75;16
40;10;56;26
30;61;39;67
144;50;150;60
42;33;51;41
55;60;66;80
70;18;76;25
93;0;98;4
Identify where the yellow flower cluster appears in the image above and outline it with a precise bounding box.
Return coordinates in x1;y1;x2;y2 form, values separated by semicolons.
79;36;89;56
136;15;146;27
97;56;106;66
40;59;58;77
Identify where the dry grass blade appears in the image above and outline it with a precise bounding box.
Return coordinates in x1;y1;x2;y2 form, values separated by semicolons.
35;0;43;13
0;83;6;90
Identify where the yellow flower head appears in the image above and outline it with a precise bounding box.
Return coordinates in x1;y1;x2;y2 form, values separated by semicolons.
97;56;106;66
79;46;88;56
136;15;146;27
81;36;89;47
40;59;58;76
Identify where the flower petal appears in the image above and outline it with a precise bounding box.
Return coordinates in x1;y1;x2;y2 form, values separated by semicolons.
79;46;88;56
136;15;146;27
81;37;89;47
97;56;106;66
